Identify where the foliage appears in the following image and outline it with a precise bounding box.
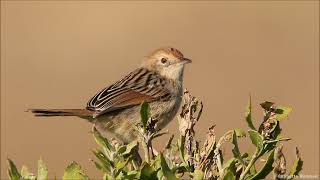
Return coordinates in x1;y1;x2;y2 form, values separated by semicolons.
7;91;303;180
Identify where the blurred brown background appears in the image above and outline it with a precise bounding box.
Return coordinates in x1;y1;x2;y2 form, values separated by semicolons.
1;1;319;179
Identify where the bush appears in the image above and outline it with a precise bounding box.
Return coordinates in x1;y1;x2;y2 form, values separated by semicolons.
7;91;303;180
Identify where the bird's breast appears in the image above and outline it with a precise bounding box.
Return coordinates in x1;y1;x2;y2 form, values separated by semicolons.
149;93;183;130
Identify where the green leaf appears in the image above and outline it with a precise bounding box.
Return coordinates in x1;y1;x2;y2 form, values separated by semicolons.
37;158;48;180
165;154;175;169
7;159;21;180
245;96;256;130
140;101;150;129
159;153;176;180
104;173;112;180
275;106;292;121
62;161;89;180
234;128;246;138
250;149;275;180
157;170;164;180
92;127;114;151
178;136;186;164
193;169;204;180
250;165;257;175
223;170;235;180
231;131;244;165
152;155;162;170
124;171;139;180
116;145;127;155
288;147;303;179
140;162;158;180
92;149;113;171
223;158;236;173
248;130;263;150
115;158;131;173
121;141;138;157
116;171;125;180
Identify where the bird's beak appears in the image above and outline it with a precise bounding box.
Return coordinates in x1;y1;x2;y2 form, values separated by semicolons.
181;58;192;64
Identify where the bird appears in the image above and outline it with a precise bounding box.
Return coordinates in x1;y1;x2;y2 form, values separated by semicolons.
30;47;192;143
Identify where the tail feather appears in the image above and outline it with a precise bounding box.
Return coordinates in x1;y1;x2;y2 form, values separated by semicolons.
29;109;93;117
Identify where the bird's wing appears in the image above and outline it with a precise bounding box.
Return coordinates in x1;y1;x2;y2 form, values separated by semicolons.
86;68;171;117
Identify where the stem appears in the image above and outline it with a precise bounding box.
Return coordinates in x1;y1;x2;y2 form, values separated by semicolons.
142;140;150;163
215;149;223;178
215;130;232;177
178;135;187;164
136;127;152;164
264;138;291;144
150;140;155;158
239;148;260;180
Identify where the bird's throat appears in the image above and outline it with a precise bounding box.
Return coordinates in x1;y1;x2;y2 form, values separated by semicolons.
160;65;185;82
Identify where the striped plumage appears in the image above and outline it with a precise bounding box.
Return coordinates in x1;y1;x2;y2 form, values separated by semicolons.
30;47;191;142
86;68;171;118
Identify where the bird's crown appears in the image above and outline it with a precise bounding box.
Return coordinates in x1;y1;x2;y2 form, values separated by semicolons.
149;47;184;60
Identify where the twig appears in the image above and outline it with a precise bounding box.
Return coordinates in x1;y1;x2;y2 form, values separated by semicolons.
214;130;233;177
215;149;223;178
264;138;291;144
239;148;260;180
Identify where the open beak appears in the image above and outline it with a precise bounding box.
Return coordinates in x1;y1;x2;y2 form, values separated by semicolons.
181;58;192;64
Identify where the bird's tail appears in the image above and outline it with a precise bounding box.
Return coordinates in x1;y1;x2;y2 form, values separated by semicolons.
29;108;93;117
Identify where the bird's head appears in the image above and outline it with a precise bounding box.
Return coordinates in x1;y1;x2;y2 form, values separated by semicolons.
143;47;191;81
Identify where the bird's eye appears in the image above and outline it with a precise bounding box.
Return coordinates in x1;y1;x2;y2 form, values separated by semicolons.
161;58;168;64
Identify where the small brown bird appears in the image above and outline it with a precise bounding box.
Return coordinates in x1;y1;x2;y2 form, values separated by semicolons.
30;47;191;142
